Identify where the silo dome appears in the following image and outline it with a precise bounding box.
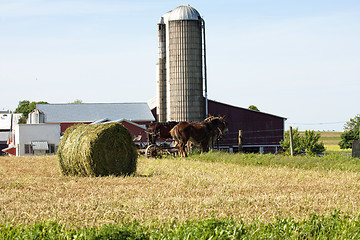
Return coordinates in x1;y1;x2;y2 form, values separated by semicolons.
158;11;171;24
168;5;201;21
158;5;200;24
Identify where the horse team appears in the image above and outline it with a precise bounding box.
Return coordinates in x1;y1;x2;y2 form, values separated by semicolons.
147;116;228;157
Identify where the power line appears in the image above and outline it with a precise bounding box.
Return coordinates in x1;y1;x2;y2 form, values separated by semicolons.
286;121;346;126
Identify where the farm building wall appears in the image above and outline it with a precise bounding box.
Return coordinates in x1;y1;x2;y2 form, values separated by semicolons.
0;113;22;155
0;132;9;156
353;140;360;158
207;100;285;153
0;141;7;156
15;124;61;156
118;120;148;147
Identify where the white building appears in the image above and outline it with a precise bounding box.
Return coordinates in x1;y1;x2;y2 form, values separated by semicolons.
12;124;61;156
0;111;22;155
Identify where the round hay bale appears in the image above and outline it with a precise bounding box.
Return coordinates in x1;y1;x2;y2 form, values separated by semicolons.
57;122;138;177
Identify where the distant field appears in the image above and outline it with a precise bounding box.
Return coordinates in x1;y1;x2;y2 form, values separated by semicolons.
299;131;351;154
318;131;342;145
300;131;342;146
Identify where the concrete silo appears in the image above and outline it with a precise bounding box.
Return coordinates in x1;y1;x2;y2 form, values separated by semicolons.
157;5;207;122
157;17;167;122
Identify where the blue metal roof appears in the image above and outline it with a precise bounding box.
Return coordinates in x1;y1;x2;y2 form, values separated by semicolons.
36;103;155;123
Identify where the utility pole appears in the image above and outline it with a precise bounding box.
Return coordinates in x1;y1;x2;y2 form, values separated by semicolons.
238;130;243;152
289;126;294;156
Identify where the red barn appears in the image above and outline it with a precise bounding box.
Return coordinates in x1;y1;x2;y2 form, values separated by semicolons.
208;100;286;153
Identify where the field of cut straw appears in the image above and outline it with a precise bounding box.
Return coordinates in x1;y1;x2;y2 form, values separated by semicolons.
318;131;342;145
1;152;360;230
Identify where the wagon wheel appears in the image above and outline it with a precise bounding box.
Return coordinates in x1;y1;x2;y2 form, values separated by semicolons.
145;144;162;158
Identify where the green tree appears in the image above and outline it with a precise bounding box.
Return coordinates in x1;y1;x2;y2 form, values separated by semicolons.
14;100;48;124
344;114;360;131
280;128;325;156
69;99;83;104
248;105;260;111
339;114;360;149
302;130;325;155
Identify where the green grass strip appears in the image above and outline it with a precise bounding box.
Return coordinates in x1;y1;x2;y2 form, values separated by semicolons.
188;151;360;172
1;212;360;239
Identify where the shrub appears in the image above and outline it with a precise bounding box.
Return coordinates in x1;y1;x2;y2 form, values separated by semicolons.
280;128;325;156
339;128;359;149
339;114;360;149
302;130;325;156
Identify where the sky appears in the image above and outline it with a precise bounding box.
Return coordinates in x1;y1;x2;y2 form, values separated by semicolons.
1;0;359;131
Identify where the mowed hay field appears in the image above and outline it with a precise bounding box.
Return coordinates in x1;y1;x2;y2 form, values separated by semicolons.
319;131;342;146
303;131;351;153
1;153;360;228
299;131;342;146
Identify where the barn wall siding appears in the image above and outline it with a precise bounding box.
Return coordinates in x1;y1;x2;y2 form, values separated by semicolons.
207;100;285;152
119;121;148;143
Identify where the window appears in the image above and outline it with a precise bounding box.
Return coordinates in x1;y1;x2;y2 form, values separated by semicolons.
46;144;56;154
24;144;33;154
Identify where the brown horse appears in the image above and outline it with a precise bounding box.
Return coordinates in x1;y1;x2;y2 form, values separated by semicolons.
147;121;178;144
202;115;223;149
170;116;228;157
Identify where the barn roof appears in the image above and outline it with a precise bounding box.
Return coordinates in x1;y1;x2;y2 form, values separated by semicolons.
36;103;155;123
106;119;147;129
208;99;287;120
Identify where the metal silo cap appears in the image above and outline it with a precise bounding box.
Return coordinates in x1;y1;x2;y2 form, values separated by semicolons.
166;5;201;22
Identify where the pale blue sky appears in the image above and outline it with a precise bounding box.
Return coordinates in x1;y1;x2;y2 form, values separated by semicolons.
1;0;359;131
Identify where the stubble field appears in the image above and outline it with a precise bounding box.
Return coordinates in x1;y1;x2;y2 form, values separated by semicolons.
1;152;360;229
